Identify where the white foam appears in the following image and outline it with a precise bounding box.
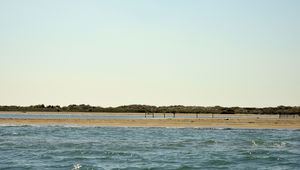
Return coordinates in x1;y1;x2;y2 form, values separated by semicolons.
72;164;82;170
252;140;257;146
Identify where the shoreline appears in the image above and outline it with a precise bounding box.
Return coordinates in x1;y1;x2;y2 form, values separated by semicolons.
0;111;298;129
0;117;299;129
0;111;281;118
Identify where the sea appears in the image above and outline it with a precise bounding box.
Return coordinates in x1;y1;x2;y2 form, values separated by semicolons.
0;125;299;170
0;113;278;119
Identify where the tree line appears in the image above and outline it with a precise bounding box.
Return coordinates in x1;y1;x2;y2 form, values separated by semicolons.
0;104;299;115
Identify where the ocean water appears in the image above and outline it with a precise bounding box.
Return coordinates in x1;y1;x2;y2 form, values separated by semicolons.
0;126;299;170
0;113;278;119
0;114;190;119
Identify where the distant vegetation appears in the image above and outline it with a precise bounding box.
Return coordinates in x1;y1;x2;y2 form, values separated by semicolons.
0;104;299;115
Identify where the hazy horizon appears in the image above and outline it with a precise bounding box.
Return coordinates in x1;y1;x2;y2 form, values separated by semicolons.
1;0;300;107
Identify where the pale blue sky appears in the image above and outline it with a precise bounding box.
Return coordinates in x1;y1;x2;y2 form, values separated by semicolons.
0;0;299;107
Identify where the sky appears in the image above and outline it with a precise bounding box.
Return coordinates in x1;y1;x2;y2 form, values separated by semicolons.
0;0;299;107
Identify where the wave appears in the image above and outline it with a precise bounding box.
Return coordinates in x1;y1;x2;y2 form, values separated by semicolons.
251;140;287;147
0;124;298;131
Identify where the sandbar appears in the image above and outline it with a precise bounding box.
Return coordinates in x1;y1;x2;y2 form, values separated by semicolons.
0;117;299;129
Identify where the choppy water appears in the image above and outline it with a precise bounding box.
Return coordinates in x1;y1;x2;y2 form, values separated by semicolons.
0;126;299;170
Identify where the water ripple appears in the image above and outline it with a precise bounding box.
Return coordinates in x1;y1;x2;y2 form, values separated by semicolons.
0;126;299;169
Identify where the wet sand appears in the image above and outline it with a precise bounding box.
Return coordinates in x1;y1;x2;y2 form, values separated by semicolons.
0;117;299;129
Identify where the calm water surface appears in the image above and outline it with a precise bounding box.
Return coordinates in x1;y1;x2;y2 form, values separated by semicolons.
0;125;299;170
0;113;277;119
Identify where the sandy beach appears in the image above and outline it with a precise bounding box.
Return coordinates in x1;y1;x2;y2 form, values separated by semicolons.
0;112;299;129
